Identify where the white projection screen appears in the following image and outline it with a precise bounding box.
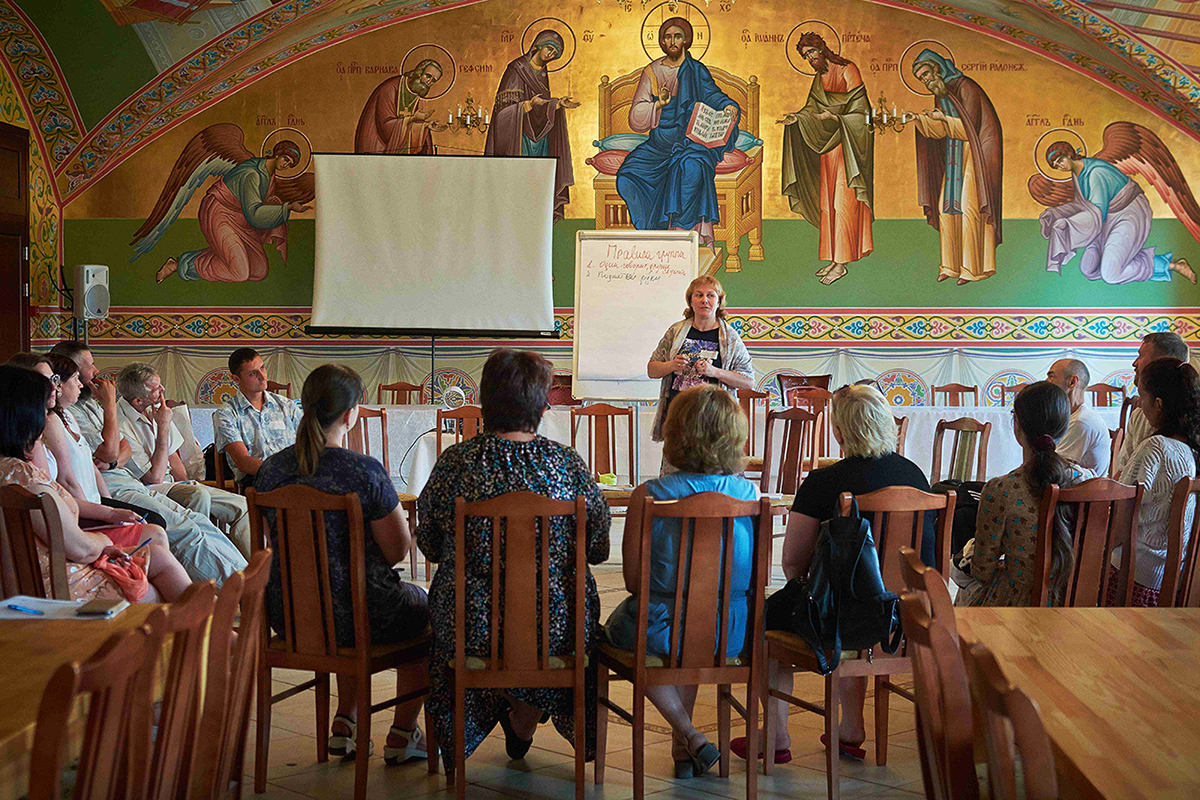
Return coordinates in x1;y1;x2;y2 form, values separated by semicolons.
311;154;556;334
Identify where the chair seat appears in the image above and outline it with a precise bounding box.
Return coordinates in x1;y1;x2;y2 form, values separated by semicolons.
456;653;588;670
267;630;431;659
765;630;860;662
597;641;746;668
396;492;418;503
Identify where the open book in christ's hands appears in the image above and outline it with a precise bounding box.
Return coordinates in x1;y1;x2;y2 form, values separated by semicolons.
685;102;737;149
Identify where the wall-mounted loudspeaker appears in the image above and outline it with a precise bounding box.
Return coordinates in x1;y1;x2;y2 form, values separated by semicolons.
73;264;110;320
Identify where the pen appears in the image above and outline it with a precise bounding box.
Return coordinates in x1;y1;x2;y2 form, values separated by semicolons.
6;604;43;616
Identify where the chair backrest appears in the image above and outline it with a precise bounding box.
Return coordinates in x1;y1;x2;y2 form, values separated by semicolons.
631;493;772;671
188;570;242;800
1162;477;1200;608
838;486;956;590
571;403;634;482
377;380;422;404
454;493;587;675
776;373;832;398
998;384;1028;407
760;407;819;494
895;415;909;458
1033;477;1143;607
266;380;291;398
0;484;69;599
146;581;217;800
738;388;769;458
28;621;164;800
548;373;581;407
932;383;979;407
1106;428;1123;479
1120;395;1138;432
1087;382;1127;408
930;417;991;483
247;486;372;659
347;406;389;474
898;593;977;800
436;405;483;456
964;641;1059;800
898;546;956;635
782;385;834;458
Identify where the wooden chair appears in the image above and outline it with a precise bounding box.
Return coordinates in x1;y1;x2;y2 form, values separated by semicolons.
571;403;634;483
397;492;430;581
1120;394;1139;432
248;486;436;799
998;384;1028;407
436;405;483;456
596;493;772;799
782;384;834;459
777;372;833;396
898;592;978;800
931;418;992;483
146;581;217;800
378;380;423;404
1087;382;1127;408
932;383;979;407
266;380;291;398
1033;477;1143;607
210;443;242;494
449;494;590;799
0;484;68;599
760;407;819;495
894;416;909;458
347;406;390;474
1107;428;1124;479
898;546;955;631
738;386;769;461
1162;477;1200;608
763;486;955;799
963;642;1058;800
549;373;581;406
28;619;164;800
190;551;272;800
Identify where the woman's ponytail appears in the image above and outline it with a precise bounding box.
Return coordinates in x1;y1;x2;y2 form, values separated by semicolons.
294;364;365;476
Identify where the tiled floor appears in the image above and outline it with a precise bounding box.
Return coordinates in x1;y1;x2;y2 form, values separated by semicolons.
247;520;924;799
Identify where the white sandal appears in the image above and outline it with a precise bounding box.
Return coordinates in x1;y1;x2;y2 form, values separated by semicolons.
328;714;374;757
384;725;426;765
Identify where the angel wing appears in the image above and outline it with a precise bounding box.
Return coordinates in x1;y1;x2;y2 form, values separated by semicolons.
129;123;255;261
273;171;314;205
1097;120;1200;245
1027;173;1076;208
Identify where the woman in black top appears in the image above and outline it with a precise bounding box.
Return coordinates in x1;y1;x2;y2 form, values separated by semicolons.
734;384;933;764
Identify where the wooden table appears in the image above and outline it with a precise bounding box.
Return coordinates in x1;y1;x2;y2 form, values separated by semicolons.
0;604;162;800
956;607;1200;799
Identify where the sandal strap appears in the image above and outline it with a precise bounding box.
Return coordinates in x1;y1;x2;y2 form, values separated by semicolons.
388;725;422;746
332;713;356;732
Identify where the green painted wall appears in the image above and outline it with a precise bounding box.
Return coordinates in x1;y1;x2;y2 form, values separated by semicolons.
66;217;1200;309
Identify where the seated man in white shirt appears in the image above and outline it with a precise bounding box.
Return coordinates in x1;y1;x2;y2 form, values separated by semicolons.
115;362;251;558
1047;358;1111;476
1113;332;1190;478
214;348;302;490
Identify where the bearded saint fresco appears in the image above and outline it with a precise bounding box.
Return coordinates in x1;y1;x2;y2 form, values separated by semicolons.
615;17;741;249
780;31;874;286
484;30;578;221
354;59;446;154
906;50;1003;285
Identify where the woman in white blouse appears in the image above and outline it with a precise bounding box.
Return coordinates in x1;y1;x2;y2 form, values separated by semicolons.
1116;357;1200;606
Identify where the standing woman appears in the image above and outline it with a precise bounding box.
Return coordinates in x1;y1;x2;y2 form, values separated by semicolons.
647;276;754;467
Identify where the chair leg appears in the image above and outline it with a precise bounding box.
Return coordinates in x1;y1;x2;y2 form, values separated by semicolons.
633;681;645;800
875;676;890;766
746;659;762;795
594;665;608;785
763;657;777;777
424;702;440;774
574;668;586;800
253;658;272;793
455;672;466;800
354;671;370;800
315;672;330;763
717;683;731;778
825;672;841;800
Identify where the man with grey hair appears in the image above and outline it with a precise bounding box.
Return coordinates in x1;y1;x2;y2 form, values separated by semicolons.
1114;331;1190;477
1047;358;1109;475
116;362;251;558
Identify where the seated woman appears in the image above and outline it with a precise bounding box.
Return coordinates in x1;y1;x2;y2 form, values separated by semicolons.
256;364;431;763
604;383;756;778
0;366;190;603
736;384;934;764
6;352;61;477
1109;358;1200;607
418;349;610;770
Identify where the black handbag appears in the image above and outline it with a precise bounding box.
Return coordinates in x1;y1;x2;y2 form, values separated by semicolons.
764;499;902;674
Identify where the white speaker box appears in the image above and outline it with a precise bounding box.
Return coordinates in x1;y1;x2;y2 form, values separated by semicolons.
73;264;110;320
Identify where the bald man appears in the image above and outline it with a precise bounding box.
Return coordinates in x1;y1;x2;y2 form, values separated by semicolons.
1047;358;1109;475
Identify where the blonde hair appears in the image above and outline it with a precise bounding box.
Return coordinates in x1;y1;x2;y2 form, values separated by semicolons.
663;384;746;474
830;384;897;459
682;276;727;321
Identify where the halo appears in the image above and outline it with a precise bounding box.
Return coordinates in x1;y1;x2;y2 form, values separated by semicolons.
786;22;841;76
899;40;955;96
641;2;711;62
520;18;577;73
1034;128;1088;182
401;43;456;100
260;127;312;178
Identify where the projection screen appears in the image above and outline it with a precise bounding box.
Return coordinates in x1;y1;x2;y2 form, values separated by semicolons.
311;154;556;334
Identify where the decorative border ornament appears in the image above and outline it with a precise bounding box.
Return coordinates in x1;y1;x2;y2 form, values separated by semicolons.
984;369;1036;406
876;369;929;406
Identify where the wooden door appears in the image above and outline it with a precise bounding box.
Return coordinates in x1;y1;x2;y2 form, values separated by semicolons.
0;121;28;361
